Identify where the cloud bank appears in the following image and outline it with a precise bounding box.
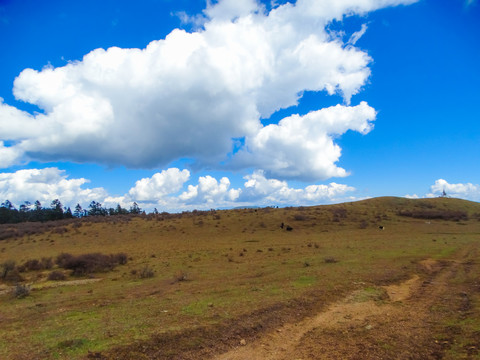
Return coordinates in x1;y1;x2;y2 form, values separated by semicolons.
0;0;416;181
0;167;357;211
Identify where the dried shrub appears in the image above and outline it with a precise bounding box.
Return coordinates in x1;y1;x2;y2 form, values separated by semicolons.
22;259;42;271
359;220;368;229
324;257;339;264
331;207;348;219
56;252;74;268
139;266;155;279
294;214;308;221
112;252;128;265
41;257;53;269
4;269;24;283
1;260;16;279
12;283;30;298
47;270;66;281
57;252;128;276
397;209;468;221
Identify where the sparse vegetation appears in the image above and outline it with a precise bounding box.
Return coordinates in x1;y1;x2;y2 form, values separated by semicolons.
57;252;129;276
12;283;30;298
47;270;66;281
138;266;155;279
397;209;468;221
0;197;479;359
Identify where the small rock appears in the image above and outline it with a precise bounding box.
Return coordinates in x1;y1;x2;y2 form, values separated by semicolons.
365;324;373;330
240;339;247;346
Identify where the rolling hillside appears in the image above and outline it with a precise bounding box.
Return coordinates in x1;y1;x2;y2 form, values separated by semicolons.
0;197;479;359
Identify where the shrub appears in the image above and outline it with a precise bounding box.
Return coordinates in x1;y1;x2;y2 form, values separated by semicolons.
62;253;115;276
324;257;339;264
23;259;42;271
111;252;128;265
359;220;368;229
41;257;53;270
56;252;74;268
397;209;468;221
48;270;66;281
1;260;16;279
139;266;154;279
57;252;128;276
12;283;30;298
294;214;308;221
8;270;24;283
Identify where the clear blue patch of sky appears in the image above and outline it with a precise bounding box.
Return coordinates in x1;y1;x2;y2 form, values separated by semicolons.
335;0;480;197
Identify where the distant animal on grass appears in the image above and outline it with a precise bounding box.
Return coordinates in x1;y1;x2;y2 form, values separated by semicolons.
286;225;293;231
378;226;385;230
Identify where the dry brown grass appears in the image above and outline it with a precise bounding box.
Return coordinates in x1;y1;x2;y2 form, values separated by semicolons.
0;197;479;359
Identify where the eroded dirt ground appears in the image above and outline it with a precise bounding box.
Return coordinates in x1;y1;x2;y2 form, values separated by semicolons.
100;244;480;360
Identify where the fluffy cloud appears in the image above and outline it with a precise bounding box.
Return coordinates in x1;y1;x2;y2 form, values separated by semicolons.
404;194;419;199
0;0;415;180
128;169;356;209
428;179;480;201
0;168;107;208
128;168;190;201
179;176;241;205
239;170;355;204
0;167;357;211
233;102;376;181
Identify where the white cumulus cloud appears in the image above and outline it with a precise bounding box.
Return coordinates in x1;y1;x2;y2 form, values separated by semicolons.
233;102;376;181
128;168;191;201
427;179;480;201
0;167;359;211
0;168;107;208
0;0;416;181
239;170;356;204
179;175;241;205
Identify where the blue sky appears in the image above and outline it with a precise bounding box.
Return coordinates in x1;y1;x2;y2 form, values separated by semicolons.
0;0;479;212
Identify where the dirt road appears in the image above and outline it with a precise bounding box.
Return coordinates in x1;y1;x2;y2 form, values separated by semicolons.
210;250;476;360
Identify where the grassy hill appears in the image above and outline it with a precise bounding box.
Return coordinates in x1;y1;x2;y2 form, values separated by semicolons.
0;197;479;359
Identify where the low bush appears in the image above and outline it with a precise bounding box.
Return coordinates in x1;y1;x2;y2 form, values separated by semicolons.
48;270;66;281
294;214;308;221
1;260;16;279
397;209;468;221
1;260;24;283
56;252;128;276
22;259;42;271
12;283;30;298
56;253;74;268
139;266;155;279
112;252;128;265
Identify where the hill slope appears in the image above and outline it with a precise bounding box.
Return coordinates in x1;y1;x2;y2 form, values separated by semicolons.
0;197;479;359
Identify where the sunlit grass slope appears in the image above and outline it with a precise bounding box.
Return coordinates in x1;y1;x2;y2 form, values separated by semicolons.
0;197;479;359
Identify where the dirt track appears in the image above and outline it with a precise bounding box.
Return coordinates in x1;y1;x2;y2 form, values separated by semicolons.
101;246;479;360
210;249;475;360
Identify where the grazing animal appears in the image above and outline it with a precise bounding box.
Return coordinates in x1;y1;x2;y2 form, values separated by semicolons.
280;222;284;229
286;225;293;231
378;226;385;230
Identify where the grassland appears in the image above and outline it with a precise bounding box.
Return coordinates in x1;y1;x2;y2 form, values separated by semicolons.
0;197;479;359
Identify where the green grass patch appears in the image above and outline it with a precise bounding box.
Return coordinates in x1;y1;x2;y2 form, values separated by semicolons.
293;275;317;288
